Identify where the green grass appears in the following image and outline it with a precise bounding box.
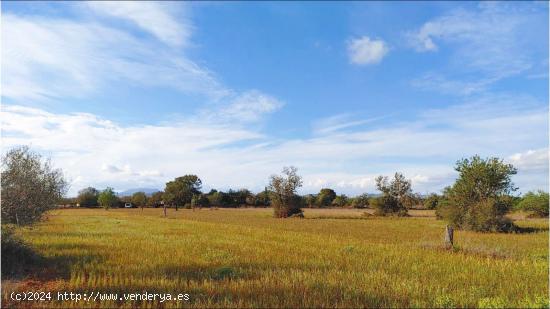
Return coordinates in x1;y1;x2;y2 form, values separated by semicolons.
2;208;548;308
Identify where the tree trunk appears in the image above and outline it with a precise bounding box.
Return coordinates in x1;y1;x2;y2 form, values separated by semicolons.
163;205;167;217
444;225;454;249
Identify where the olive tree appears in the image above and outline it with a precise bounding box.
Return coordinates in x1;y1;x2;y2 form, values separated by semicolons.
439;156;517;232
1;146;67;225
373;172;412;216
268;166;304;218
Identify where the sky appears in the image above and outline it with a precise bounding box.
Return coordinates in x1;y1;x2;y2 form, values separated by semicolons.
1;1;548;196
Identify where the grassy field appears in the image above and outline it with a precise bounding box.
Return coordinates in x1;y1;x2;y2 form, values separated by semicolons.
2;208;548;308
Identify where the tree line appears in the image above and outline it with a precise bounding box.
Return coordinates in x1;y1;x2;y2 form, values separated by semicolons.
2;146;548;234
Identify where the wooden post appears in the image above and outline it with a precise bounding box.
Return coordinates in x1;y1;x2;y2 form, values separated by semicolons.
444;225;454;249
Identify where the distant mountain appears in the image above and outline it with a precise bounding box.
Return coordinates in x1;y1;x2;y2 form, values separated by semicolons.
117;188;160;197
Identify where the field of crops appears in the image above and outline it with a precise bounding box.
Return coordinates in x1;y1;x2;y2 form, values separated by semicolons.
2;208;548;308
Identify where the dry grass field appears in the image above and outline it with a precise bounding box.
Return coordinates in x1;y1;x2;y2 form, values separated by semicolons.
2;208;548;308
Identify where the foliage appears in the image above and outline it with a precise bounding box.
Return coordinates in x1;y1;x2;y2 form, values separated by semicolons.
131;192;148;209
317;188;336;207
191;194;210;208
351;193;369;209
98;187;118;210
439;156;517;232
332;194;349;207
254;188;271;207
163;175;202;210
517;191;549;217
77;187;100;208
303;194;317;208
1;146;67;225
269;166;304;218
148;191;164;208
423;193;440;210
373;172;412;216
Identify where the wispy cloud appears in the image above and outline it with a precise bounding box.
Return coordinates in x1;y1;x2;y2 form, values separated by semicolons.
347;36;389;65
1;13;228;101
407;2;547;95
3;92;546;195
86;1;191;47
312;114;385;135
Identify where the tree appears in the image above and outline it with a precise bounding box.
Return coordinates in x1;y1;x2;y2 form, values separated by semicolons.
517;191;549;217
303;194;317;208
98;187;118;210
424;193;440;210
254;188;271;207
132;192;148;210
191;194;210;209
373;172;412;216
439;156;517;232
148;191;164;208
351;193;369;209
268;166;303;218
317;188;336;207
77;187;99;208
1;146;67;225
332;194;349;207
163;175;202;210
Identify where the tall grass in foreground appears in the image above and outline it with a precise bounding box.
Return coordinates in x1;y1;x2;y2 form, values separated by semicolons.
2;208;548;308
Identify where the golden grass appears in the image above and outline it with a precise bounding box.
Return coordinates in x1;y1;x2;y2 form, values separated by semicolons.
2;208;548;308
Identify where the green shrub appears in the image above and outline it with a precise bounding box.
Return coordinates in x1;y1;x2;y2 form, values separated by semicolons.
371;196;408;217
439;156;517;232
517;191;549;217
424;193;440;210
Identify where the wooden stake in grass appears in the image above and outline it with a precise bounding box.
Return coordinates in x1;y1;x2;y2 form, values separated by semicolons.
444;225;454;249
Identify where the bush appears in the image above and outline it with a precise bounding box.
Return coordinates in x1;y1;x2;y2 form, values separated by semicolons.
517;191;549;217
439;156;517;232
371;196;408;217
424;193;440;210
351;194;369;209
373;172;412;216
272;194;304;218
1;146;67;225
269;167;304;218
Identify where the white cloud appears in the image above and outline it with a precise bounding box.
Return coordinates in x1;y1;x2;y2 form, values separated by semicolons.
508;148;549;173
204;90;284;124
3;93;547;195
407;3;547;95
347;36;389;65
312;113;386;135
1;13;228;101
86;1;190;47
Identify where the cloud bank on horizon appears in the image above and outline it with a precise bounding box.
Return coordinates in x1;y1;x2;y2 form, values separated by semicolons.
1;1;548;195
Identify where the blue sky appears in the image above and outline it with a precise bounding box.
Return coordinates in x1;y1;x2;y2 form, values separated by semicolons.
2;1;548;196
